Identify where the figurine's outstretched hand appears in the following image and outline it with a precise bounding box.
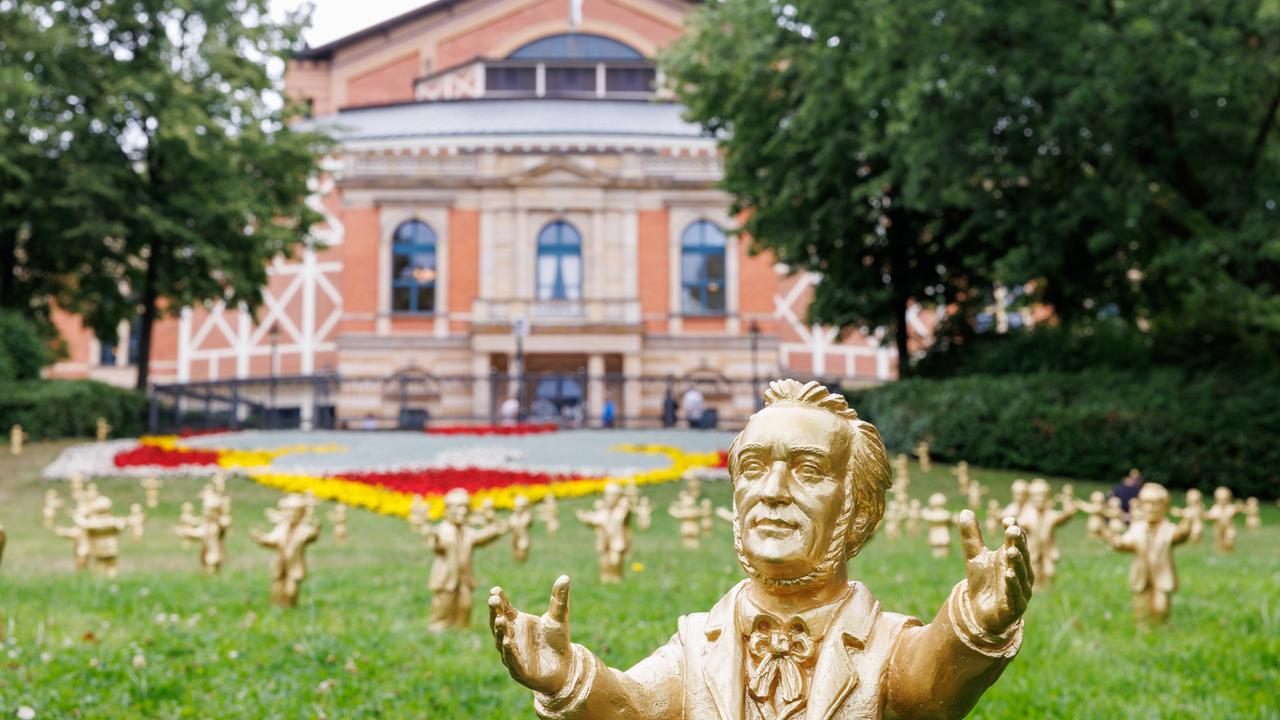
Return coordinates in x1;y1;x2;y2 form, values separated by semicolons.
489;575;574;695
959;510;1033;635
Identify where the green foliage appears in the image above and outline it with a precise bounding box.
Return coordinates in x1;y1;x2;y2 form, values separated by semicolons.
0;309;54;381
0;1;334;388
0;447;1277;718
662;0;1280;367
915;321;1157;377
0;380;146;440
849;369;1280;499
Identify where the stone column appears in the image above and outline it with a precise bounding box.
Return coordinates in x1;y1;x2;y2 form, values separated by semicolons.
623;354;643;428
472;353;492;420
587;353;605;424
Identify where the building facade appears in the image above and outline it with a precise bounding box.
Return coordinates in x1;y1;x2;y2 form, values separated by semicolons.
50;0;924;428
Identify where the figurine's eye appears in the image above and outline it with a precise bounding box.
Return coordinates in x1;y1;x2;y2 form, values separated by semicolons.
795;461;825;480
740;460;766;478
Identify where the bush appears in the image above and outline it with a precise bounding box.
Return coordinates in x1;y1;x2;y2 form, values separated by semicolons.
848;368;1280;499
0;310;53;381
0;380;147;440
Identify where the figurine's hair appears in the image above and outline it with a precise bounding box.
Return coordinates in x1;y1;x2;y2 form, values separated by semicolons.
1138;483;1169;505
729;379;892;588
444;488;470;505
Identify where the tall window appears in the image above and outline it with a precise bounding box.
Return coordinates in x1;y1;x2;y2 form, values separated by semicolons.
97;333;118;367
536;221;583;301
681;221;727;315
391;220;437;314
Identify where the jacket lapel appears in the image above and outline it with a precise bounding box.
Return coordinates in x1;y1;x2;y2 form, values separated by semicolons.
702;581;747;720
805;583;877;720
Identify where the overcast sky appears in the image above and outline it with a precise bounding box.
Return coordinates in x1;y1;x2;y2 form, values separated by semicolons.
272;0;433;47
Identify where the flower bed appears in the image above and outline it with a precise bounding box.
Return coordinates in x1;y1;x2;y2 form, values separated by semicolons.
112;435;346;471
251;444;722;520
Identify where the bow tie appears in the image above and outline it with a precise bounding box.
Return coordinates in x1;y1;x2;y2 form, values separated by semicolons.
746;614;815;705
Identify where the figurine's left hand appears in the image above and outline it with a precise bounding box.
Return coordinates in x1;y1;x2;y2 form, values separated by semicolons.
959;510;1033;635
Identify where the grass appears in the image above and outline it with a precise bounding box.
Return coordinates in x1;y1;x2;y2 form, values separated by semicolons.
1;440;1278;719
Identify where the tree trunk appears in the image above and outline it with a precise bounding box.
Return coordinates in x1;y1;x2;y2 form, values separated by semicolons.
894;295;911;379
134;244;160;390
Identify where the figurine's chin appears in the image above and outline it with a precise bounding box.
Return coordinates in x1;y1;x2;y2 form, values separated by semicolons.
743;534;811;577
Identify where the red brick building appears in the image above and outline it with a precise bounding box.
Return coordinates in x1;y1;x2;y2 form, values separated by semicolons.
50;0;929;427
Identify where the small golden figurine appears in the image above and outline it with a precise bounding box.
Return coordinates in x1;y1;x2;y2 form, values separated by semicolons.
127;503;146;540
1016;479;1077;588
1242;497;1261;531
251;494;321;608
95;417;112;443
1170;488;1206;543
80;496;128;578
139;476;163;509
489;380;1032;720
1003;479;1029;520
920;492;956;557
914;440;932;473
43;489;63;529
424;488;508;631
668;493;703;549
510;495;533;564
301;490;318;525
634;495;653;530
1104;497;1125;533
893;453;911;493
984;498;1004;536
1205;486;1239;552
10;424;26;456
471;498;499;530
881;497;905;540
1076;491;1108;539
176;497;232;574
178;502;199;545
966;480;986;511
1099;483;1192;626
538;494;560;537
906;497;922;537
409;495;429;534
328;503;348;544
700;498;714;534
575;482;632;583
954;460;971;493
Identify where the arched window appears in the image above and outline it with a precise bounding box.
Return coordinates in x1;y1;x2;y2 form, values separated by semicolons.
391;220;437;314
536;221;583;301
681;221;727;315
508;33;644;61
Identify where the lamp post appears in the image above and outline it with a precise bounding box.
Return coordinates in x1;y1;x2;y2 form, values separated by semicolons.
749;320;761;409
513;314;529;423
268;323;280;430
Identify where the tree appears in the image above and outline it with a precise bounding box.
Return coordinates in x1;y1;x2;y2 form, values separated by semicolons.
1;1;332;388
663;0;1280;369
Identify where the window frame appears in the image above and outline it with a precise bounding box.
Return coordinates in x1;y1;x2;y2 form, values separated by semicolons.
390;219;439;315
679;220;729;316
535;220;584;301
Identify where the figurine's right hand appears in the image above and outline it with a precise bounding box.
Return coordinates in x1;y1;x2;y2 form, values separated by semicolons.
489;575;574;695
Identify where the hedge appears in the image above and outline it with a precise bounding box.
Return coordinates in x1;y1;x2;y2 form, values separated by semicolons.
0;380;148;441
847;368;1280;499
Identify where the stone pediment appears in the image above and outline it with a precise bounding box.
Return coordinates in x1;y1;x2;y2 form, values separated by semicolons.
506;158;613;187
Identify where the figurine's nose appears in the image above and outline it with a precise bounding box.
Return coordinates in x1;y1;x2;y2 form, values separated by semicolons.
760;461;793;504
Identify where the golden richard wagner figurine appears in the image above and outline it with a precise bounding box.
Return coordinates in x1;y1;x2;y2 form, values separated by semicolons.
490;380;1033;720
1099;483;1192;625
425;488;509;632
251;494;321;608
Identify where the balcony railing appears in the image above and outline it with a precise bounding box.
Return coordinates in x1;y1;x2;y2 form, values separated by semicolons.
472;298;642;327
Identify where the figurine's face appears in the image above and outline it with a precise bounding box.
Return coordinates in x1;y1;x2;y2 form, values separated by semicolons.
1090;491;1105;503
732;405;851;581
1011;482;1028;502
604;484;622;506
1186;489;1202;503
1030;484;1050;510
1214;487;1231;504
445;499;469;524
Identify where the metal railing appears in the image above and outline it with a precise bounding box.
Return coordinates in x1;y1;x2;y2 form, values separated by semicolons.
147;370;845;435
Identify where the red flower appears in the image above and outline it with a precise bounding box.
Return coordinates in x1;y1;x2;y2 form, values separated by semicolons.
114;445;221;468
337;466;586;495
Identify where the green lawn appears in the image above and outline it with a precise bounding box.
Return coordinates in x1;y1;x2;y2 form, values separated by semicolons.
1;441;1277;719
